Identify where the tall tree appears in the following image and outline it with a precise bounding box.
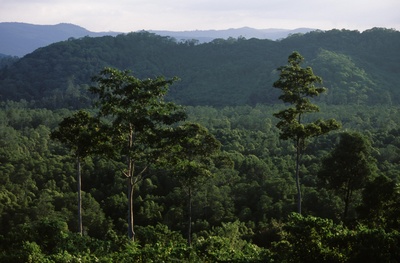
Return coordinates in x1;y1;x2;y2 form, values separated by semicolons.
358;174;400;228
273;51;340;214
50;110;104;235
89;68;186;241
318;132;377;221
166;122;221;245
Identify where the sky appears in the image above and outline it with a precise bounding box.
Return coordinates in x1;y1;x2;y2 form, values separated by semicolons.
1;0;399;32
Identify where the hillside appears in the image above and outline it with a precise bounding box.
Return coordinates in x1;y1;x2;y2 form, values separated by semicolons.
0;22;120;57
0;22;314;57
0;27;399;108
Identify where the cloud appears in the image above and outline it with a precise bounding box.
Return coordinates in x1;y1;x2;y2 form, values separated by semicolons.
0;0;399;31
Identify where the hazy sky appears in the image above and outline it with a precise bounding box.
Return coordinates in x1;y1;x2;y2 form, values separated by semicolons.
1;0;399;32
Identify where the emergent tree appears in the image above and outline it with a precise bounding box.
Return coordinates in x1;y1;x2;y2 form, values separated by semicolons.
166;122;221;245
273;51;341;214
89;68;186;241
318;132;377;221
51;110;105;235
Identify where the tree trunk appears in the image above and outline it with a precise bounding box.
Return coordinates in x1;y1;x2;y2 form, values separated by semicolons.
188;186;192;246
77;156;83;235
295;141;302;214
127;126;135;241
128;175;135;241
343;182;352;222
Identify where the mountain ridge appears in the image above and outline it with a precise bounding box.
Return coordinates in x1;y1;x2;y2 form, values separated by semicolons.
149;27;315;43
0;22;315;57
0;22;121;57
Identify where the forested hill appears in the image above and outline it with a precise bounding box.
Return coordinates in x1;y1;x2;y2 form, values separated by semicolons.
0;27;399;108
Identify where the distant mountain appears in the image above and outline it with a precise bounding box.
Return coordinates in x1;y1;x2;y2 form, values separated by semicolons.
149;27;315;43
0;22;315;57
0;22;121;57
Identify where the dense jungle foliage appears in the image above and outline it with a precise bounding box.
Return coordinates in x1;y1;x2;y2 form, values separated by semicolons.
1;28;400;262
0;28;399;107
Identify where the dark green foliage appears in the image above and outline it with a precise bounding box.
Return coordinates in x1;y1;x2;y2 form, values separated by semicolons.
271;213;400;263
272;213;349;262
0;28;399;108
2;102;400;261
1;27;400;260
0;54;18;69
50;110;109;235
162;122;222;245
273;51;341;214
318;132;377;221
194;221;272;262
273;51;341;145
346;226;400;263
88;67;187;241
50;110;107;158
358;175;400;229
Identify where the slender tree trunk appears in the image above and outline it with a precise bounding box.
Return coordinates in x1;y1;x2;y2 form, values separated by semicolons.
127;126;135;241
295;140;302;214
77;155;83;235
188;186;192;246
128;174;135;241
343;182;352;222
